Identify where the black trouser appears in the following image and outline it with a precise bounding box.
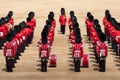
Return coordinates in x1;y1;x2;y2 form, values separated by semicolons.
74;59;80;72
41;58;48;72
99;58;106;72
86;27;89;37
0;38;3;49
60;26;62;32
6;57;14;72
61;25;65;34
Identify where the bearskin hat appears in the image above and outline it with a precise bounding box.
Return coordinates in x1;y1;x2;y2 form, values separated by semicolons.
74;27;80;35
94;23;101;31
88;15;94;22
105;10;110;17
26;17;31;22
46;19;51;27
43;25;49;35
73;22;79;29
3;17;9;23
7;11;13;18
93;19;99;25
98;32;106;42
61;8;65;15
95;24;101;29
49;11;54;18
7;31;15;42
0;19;3;26
110;18;117;27
70;11;75;17
14;25;19;34
74;27;82;40
28;11;35;19
115;23;120;30
106;13;111;21
87;12;91;17
72;16;77;24
19;21;26;30
75;37;82;44
41;29;48;44
48;14;54;21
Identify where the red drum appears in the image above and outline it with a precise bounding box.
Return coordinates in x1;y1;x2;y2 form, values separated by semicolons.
49;54;57;67
81;54;89;67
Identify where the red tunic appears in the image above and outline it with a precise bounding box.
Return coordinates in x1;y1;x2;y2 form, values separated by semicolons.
39;43;50;58
15;33;23;46
85;18;89;26
68;17;73;31
31;18;36;27
72;43;83;58
59;15;67;26
68;18;72;26
26;22;34;30
8;18;14;27
0;27;4;38
96;41;108;57
52;20;56;28
4;42;15;57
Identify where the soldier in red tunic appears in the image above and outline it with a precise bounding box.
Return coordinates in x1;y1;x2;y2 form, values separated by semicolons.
7;11;14;28
12;37;20;60
4;41;15;72
0;20;5;49
73;39;83;72
28;12;36;28
68;11;74;33
85;14;94;39
96;32;107;72
72;27;83;72
59;8;67;34
85;12;91;36
27;11;36;40
39;28;50;72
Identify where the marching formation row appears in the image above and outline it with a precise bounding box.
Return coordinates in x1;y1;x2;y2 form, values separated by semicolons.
103;10;120;58
68;11;89;72
38;11;56;72
85;12;108;72
1;9;119;72
2;11;36;72
0;11;14;49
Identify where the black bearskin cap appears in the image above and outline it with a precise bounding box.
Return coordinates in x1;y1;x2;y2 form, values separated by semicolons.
98;32;106;42
46;19;51;26
7;11;13;18
61;8;65;15
75;38;82;44
88;15;94;22
95;24;102;32
26;17;31;22
115;23;120;30
70;11;74;17
49;11;54;17
106;13;111;21
19;21;26;30
93;19;99;25
110;18;117;27
87;12;91;17
28;11;35;19
0;19;3;26
105;10;110;17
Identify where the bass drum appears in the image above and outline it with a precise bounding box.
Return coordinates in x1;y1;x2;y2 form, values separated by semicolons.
49;54;56;67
